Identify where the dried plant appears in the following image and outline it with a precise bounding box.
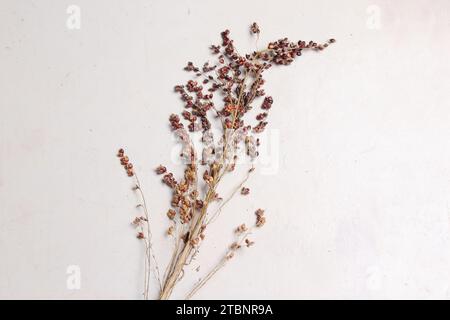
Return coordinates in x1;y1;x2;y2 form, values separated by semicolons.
116;23;334;300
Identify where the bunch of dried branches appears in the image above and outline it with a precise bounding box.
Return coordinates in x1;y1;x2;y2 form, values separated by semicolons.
117;23;334;300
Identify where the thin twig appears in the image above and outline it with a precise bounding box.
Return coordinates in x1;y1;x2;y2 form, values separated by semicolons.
134;173;163;294
206;166;254;225
185;229;253;300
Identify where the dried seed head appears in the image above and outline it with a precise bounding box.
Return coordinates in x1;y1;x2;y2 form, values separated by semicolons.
203;170;214;184
256;215;266;227
171;194;180;207
136;232;145;239
184;168;196;183
256;112;268;121
177;180;189;193
167;226;174;236
250;22;260;34
156;165;167;175
255;208;266;227
167;209;176;220
162;173;177;188
236;223;248;234
261;96;273;109
230;242;241;250
245;238;255;247
255;208;265;216
210;44;220;54
179;207;193;224
184;61;199;72
195;199;204;209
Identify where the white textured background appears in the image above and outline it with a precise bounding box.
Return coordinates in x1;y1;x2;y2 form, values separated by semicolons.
1;0;450;299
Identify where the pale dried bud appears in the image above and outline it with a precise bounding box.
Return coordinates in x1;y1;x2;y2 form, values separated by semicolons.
236;223;248;234
256;215;266;227
190;237;200;246
255;209;266;227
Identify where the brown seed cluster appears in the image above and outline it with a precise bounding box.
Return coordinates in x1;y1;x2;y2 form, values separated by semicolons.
235;223;248;233
167;209;176;220
230;242;241;250
132;216;148;226
169;114;183;130
250;22;260;34
117;148;134;177
253;121;267;134
162;165;200;225
252;38;335;66
203;169;214;184
172;77;213;133
155;165;167;175
163;173;177;188
255;209;266;227
245;238;255;247
195;199;204;209
136;232;145;239
241;187;250;195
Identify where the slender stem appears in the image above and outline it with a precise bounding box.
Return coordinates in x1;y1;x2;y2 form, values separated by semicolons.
134;173;162;297
185;229;252;299
186;256;228;300
206;166;253;225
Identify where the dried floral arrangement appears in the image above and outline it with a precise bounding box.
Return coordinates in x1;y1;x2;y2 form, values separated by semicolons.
117;23;334;300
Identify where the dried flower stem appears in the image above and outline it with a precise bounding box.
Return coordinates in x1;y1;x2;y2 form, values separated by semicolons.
117;23;334;300
134;173;162;298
